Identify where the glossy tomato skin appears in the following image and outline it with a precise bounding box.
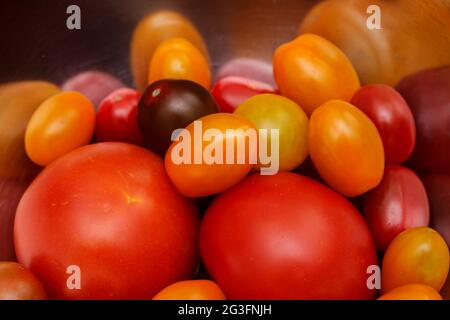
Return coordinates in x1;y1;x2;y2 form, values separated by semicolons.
234;94;309;171
396;67;450;173
363;165;429;251
211;76;275;113
351;85;415;164
61;71;125;108
274;33;360;115
382;227;449;293
138;79;219;156
0;262;47;300
148;38;211;88
200;172;378;300
215;58;275;86
153;280;226;300
309;100;384;197
378;284;442;300
165;113;256;198
15;143;200;299
95;88;143;145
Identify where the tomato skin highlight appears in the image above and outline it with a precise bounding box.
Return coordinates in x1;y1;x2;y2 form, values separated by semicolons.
381;227;450;293
153;280;226;300
351;84;416;164
308;100;384;197
14;142;200;299
0;262;47;300
25;91;96;166
200;172;378;300
363;165;429;251
95;88;143;145
211;76;275;113
274;33;360;115
378;284;442;300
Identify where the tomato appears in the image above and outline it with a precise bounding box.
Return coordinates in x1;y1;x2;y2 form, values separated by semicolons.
273;33;360;115
0;81;60;178
378;284;442;300
216;58;275;86
14;143;199;299
200;172;378;300
95;88;143;145
211;76;275;113
61;71;125;108
138;80;219;156
396;67;450;174
165;113;256;198
382;227;449;293
421;174;450;248
234;94;309;171
351;85;415;164
0;262;47;300
299;0;450;86
153;280;226;300
130;10;209;91
148;38;211;89
363;165;429;251
25;92;95;166
309;100;384;197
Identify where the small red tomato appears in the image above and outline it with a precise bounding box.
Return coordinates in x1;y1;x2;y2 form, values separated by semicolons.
216;58;275;86
95;88;143;145
363;165;429;251
0;262;47;300
351;84;416;164
211;76;275;113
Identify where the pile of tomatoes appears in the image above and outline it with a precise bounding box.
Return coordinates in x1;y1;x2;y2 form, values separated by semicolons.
1;10;450;301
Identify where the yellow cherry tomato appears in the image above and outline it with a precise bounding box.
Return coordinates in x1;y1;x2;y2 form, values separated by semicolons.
148;38;211;89
165;113;256;197
273;33;360;115
308;100;384;197
234;94;309;171
382;227;450;293
25;92;95;166
153;280;226;300
378;284;442;300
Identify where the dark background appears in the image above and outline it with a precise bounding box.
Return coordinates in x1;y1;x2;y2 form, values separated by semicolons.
0;0;316;86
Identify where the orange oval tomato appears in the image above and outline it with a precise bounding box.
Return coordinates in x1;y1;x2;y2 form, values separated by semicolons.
382;227;450;293
234;94;309;171
273;33;360;115
308;100;384;197
165;113;256;197
153;280;226;300
130;10;209;91
378;284;442;300
148;38;211;88
25;92;95;166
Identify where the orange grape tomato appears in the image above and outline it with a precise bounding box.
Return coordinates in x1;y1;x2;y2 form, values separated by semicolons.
130;10;209;91
234;94;309;171
308;100;384;197
382;227;450;293
378;284;442;300
148;38;211;89
25;92;95;166
273;33;360;115
153;280;226;300
165;113;256;198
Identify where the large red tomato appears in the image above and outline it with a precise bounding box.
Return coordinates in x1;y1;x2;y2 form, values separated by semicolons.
200;172;378;300
14;142;199;299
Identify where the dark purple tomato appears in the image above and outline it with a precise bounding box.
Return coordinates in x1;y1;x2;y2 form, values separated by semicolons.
363;165;429;252
138;79;219;156
351;84;416;164
95;88;143;145
396;67;450;173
